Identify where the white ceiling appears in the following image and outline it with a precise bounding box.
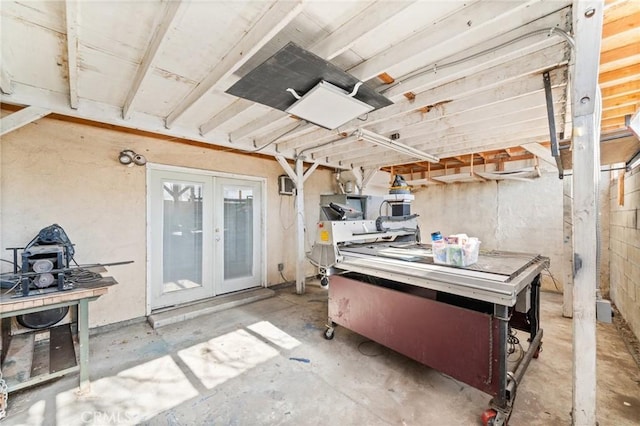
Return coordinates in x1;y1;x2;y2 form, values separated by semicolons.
1;0;576;171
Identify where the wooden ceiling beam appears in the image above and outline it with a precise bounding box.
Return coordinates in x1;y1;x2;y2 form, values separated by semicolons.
604;0;640;25
601;79;640;98
602;9;640;38
0;56;12;95
599;42;640;65
166;0;304;128
599;63;640;86
199;1;412;138
0;106;51;136
64;0;79;109
277;47;567;153
602;91;640;109
347;0;568;82
123;1;184;120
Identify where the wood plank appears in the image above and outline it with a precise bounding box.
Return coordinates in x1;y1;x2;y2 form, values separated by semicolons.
602;91;640;109
598;63;640;86
0;106;51;136
30;331;50;379
0;57;12;94
599;42;640;64
1;332;35;386
122;0;184;120
601;104;638;119
602;9;640;38
49;324;77;373
64;0;79;109
166;0;304;128
604;0;640;24
601;79;640;98
521;142;558;168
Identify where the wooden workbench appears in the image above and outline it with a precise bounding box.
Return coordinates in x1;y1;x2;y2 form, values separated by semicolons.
0;278;116;393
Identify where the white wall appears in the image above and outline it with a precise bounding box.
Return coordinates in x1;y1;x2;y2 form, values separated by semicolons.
412;172;564;292
0;116;333;327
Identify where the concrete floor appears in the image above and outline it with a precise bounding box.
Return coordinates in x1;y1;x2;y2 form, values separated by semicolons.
3;283;640;425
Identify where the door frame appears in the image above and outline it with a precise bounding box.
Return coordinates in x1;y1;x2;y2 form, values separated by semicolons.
145;163;267;315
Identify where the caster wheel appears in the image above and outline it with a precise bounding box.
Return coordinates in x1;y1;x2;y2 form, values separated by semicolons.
533;345;542;359
481;409;497;426
324;328;334;340
320;276;329;288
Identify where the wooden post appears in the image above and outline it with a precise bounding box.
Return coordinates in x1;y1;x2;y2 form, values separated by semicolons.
571;1;603;424
562;177;574;317
295;158;306;294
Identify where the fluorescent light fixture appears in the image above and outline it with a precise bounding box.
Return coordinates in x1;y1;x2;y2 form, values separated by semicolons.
286;81;374;130
356;129;440;163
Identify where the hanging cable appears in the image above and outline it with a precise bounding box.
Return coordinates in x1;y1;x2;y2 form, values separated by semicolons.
381;27;575;94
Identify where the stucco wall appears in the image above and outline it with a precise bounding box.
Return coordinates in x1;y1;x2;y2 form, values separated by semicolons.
412;172;564;292
609;167;640;340
0;117;333;327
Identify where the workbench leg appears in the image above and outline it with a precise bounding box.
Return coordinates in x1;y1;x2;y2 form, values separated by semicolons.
78;299;90;394
494;304;509;410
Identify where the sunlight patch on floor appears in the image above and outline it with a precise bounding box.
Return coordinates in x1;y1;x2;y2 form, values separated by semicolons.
247;320;301;350
178;328;279;389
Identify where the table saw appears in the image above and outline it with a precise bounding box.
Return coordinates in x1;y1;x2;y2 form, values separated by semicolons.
309;220;548;426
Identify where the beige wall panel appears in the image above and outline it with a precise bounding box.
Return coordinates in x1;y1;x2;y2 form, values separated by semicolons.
412;172;565;292
1;116;333;327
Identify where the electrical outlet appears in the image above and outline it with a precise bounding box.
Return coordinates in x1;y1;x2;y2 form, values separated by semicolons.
278;263;284;272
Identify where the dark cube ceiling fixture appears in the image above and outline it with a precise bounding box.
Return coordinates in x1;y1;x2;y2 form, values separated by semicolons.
226;42;393;130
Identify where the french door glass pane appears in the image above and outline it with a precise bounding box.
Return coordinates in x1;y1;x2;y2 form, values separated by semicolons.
162;182;203;293
224;187;253;280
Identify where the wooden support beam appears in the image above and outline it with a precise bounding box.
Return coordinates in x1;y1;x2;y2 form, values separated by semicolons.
563;177;574;317
276;46;568;152
1;106;51;136
64;0;79;109
123;0;184;120
347;0;566;82
166;0;304;128
521;142;559;168
0;58;12;94
571;2;603;425
200;99;253;136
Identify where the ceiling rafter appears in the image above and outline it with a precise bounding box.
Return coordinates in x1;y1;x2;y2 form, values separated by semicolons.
346;0;568;82
276;4;571;147
0;57;12;94
310;95;565;161
209;0;415;142
165;0;304;129
521;142;558;168
276;44;568;153
122;0;184;120
64;0;79;109
0;106;51;136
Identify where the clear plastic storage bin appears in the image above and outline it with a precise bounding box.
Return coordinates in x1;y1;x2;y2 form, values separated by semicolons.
432;237;480;267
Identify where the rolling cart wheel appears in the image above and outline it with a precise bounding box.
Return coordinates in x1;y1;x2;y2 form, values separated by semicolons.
533;344;542;359
320;276;329;288
481;409;497;426
324;327;334;340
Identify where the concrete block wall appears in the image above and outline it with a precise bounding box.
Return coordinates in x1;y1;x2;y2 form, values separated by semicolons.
609;166;640;340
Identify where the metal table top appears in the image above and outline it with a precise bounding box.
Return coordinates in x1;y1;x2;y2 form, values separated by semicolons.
335;243;549;306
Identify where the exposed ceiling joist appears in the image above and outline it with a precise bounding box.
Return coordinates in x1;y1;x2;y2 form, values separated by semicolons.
199;99;253;136
346;0;569;81
380;8;570;100
0;106;51;136
199;0;412;138
311;0;413;61
165;0;304;128
521;142;558;168
122;0;184;120
64;0;79;109
0;58;12;94
276;44;568;152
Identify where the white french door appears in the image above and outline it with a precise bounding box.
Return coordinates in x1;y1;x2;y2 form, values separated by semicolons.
148;166;264;310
